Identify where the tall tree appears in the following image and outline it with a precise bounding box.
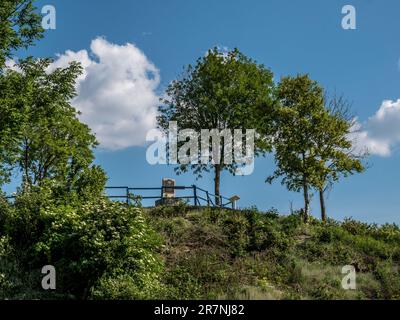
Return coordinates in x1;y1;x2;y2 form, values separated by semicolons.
0;0;44;67
313;95;365;222
3;58;97;192
158;48;275;204
267;74;326;223
0;0;44;184
0;69;25;184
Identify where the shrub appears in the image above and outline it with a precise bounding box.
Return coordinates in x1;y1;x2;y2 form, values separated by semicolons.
221;211;250;257
2;186;164;299
374;261;400;299
0;236;23;298
341;218;376;237
0;194;12;234
91;273;166;300
315;225;349;243
33;198;164;299
162;266;202;300
280;212;303;235
146;202;190;218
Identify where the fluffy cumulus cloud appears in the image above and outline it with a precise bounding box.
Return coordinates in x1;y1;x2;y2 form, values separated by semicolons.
352;99;400;157
49;37;160;150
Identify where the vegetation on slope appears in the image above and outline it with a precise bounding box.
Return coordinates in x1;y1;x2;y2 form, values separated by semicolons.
1;195;400;300
147;204;400;300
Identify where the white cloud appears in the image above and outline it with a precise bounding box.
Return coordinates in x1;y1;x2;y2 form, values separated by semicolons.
4;59;21;72
48;49;93;82
50;37;160;150
351;99;400;157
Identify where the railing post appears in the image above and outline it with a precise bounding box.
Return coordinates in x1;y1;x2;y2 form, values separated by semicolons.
220;195;223;208
126;187;129;205
206;191;210;206
193;185;197;206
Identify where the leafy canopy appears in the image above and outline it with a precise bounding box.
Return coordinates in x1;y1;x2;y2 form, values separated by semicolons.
158;47;276;178
1;58;98;191
0;0;44;67
268;74;326;192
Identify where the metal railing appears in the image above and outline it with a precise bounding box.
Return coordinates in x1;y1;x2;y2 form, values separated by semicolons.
4;186;236;209
105;185;234;208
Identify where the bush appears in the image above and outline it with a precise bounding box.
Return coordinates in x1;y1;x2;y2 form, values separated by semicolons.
146;202;190;218
34;199;164;299
0;236;23;298
280;212;303;235
2;186;164;299
162;266;202;300
341;218;375;236
374;261;400;299
91;273;166;300
221;211;250;257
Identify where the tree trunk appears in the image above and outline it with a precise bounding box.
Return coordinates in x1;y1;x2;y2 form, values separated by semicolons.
23;138;31;187
301;153;310;223
214;164;221;206
319;187;327;223
302;180;310;223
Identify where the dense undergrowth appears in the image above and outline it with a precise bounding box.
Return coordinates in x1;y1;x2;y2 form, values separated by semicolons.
145;204;400;300
1;193;399;300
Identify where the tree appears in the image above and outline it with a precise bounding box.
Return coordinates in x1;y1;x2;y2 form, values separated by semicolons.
0;68;25;184
267;74;326;223
2;58;98;192
158;48;275;204
313;95;365;222
0;0;44;184
0;0;44;67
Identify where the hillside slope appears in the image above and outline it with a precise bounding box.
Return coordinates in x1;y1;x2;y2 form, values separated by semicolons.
145;204;400;300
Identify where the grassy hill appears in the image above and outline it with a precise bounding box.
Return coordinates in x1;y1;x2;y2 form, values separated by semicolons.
1;195;399;300
145;204;400;300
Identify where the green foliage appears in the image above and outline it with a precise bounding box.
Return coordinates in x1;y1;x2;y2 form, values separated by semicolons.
0;58;97;190
19;58;96;188
0;10;168;299
312;95;365;221
145;206;400;300
269;75;325;187
374;261;400;299
0;0;44;66
35;200;160;297
90;273;167;300
145;201;190;218
0;236;22;298
158;47;276;200
268;75;365;222
268;74;327;221
162;266;203;300
0;65;25;184
1;186;164;299
0;0;44;184
2;200;400;300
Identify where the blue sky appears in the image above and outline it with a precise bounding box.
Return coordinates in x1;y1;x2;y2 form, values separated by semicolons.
6;0;400;224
